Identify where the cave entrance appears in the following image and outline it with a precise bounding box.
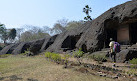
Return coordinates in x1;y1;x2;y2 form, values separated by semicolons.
104;19;119;48
105;29;117;48
61;35;81;50
104;19;137;47
129;22;137;44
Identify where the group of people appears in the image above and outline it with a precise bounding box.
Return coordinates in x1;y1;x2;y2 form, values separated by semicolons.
109;38;121;64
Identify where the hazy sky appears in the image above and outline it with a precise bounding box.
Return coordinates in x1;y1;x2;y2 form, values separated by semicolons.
0;0;131;28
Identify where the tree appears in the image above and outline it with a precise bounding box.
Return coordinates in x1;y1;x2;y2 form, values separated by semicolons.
57;18;68;27
65;21;85;31
83;5;92;21
8;28;16;42
16;28;24;42
51;23;66;35
20;25;50;42
0;24;8;44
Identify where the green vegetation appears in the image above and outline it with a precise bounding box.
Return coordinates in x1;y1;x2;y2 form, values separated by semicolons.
61;54;70;68
45;52;70;68
0;24;16;44
130;58;137;69
127;69;137;76
19;25;50;42
130;58;137;64
45;52;61;63
0;54;11;58
73;48;84;64
51;53;61;63
20;49;33;56
83;5;92;21
45;52;52;58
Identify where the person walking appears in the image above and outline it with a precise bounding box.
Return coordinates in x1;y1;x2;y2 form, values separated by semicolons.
109;38;116;67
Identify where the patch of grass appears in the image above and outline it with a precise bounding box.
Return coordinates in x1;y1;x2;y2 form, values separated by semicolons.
0;54;11;58
127;69;137;76
0;55;114;81
88;54;107;63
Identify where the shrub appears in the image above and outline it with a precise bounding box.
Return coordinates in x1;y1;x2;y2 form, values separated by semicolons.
20;50;33;56
45;52;52;58
51;53;61;62
130;58;137;65
73;48;84;64
73;48;84;58
45;52;61;63
130;58;137;69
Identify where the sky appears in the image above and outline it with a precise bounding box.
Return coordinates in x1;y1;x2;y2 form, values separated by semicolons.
0;0;131;29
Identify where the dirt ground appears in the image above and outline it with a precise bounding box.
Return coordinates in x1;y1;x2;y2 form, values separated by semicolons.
0;55;115;81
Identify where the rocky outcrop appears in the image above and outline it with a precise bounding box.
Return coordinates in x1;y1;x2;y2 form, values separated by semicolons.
46;22;91;53
47;1;137;53
12;42;32;55
0;43;19;55
40;35;58;52
29;38;45;54
1;1;137;63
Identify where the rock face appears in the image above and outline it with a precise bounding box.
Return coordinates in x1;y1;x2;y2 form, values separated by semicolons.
12;42;32;55
47;1;137;53
0;43;19;55
116;49;137;63
46;22;91;53
40;35;58;52
29;38;45;54
1;1;137;63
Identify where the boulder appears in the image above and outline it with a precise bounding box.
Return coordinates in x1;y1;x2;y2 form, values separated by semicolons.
29;38;45;54
116;49;137;63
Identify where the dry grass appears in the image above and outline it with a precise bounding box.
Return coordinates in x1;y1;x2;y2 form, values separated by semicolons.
0;55;114;81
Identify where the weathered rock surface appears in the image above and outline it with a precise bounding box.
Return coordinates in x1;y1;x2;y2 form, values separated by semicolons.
12;42;32;55
46;22;91;53
1;1;137;63
116;49;137;63
40;35;58;52
47;1;137;53
0;43;19;55
29;38;45;54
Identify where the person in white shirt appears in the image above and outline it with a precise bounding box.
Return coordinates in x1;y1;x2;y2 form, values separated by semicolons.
109;38;116;66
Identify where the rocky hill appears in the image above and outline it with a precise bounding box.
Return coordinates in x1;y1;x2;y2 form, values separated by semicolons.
1;1;137;62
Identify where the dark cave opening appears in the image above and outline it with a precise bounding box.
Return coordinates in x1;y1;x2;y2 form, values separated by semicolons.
61;35;81;50
129;22;137;44
104;19;119;48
